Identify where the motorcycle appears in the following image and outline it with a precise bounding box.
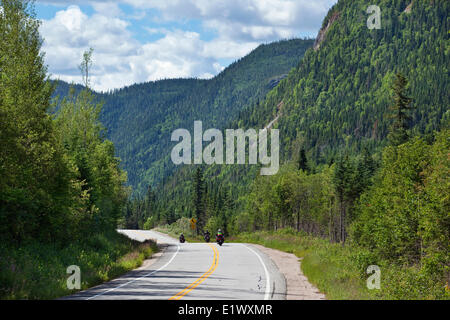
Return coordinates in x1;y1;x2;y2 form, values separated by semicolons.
179;235;185;243
216;234;224;246
204;233;210;243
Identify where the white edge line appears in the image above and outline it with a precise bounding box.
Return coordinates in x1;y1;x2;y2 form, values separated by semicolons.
243;244;271;300
85;244;180;300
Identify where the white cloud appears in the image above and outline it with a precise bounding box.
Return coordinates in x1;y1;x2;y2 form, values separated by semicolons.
40;5;258;91
91;2;123;17
120;0;336;40
38;0;336;91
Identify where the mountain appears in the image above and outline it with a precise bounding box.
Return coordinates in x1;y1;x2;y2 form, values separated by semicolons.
54;39;314;193
144;1;449;299
261;0;448;161
151;0;449;223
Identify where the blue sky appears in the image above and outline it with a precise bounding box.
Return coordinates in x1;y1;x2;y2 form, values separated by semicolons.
35;0;337;91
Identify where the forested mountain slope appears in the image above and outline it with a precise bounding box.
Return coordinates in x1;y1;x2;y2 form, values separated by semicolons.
151;0;449;224
55;39;314;193
256;0;448;161
146;1;449;299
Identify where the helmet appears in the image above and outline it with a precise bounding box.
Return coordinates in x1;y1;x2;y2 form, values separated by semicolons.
218;229;222;233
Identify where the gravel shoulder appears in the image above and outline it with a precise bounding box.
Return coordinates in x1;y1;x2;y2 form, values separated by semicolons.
251;244;326;300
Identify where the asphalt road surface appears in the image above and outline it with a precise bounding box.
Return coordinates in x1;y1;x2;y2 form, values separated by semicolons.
65;230;286;300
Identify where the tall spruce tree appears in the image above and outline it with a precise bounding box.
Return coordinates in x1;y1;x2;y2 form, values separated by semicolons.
298;148;309;172
193;167;205;234
333;154;355;243
387;73;414;146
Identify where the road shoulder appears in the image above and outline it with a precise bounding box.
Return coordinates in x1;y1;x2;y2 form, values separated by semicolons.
250;244;326;300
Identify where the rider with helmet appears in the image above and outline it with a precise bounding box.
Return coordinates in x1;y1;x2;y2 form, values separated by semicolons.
216;229;224;245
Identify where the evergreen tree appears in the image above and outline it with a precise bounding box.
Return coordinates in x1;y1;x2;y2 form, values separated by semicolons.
387;73;414;146
146;185;155;219
193;167;205;234
355;147;376;196
298;148;309;172
333;154;355;243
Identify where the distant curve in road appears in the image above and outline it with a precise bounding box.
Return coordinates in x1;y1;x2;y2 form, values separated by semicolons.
64;230;286;300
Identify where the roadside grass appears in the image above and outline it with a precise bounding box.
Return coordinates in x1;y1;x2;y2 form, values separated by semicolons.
0;231;158;299
155;221;204;243
229;229;449;300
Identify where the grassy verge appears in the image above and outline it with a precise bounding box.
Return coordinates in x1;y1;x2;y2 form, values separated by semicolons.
155;220;204;242
0;230;158;299
230;229;449;300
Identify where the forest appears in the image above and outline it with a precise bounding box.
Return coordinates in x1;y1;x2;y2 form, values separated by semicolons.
127;0;449;299
0;0;448;300
54;38;314;194
0;1;156;299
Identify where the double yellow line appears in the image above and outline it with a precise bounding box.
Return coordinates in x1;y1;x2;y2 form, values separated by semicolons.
169;243;219;300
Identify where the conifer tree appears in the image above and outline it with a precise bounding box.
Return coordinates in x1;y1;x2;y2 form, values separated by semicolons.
298;148;309;172
193;167;205;234
387;73;414;146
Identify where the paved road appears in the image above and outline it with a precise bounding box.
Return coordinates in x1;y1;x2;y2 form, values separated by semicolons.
65;230;286;300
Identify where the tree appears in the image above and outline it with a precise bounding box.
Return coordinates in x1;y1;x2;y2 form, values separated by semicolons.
0;0;72;243
145;185;156;220
333;154;356;243
54;49;127;234
298;148;309;172
79;48;94;88
192;167;206;234
387;73;414;146
354;147;377;196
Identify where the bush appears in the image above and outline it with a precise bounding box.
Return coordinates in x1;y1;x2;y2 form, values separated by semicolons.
0;231;157;299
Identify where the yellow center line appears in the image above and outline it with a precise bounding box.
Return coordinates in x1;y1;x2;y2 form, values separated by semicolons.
169;243;219;300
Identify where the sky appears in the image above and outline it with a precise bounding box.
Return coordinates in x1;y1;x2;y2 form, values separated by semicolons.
35;0;337;92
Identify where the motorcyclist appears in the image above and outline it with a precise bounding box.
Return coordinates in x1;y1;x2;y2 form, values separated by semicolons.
216;229;224;245
179;233;185;243
204;230;210;242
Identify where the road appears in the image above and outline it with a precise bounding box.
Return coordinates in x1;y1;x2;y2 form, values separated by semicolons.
65;230;286;300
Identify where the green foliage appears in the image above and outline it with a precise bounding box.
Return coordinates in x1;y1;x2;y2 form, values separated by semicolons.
0;2;137;299
387;73;415;146
351;130;449;280
232;230;371;299
193;167;206;233
54;83;128;235
232;229;449;300
155;0;448;230
0;231;157;299
55;39;314;194
143;216;156;230
0;0;72;243
250;0;448;163
154;0;449;299
156;217;203;242
205;215;224;236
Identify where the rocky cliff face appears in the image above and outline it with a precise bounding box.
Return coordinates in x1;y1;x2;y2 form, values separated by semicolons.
313;11;340;51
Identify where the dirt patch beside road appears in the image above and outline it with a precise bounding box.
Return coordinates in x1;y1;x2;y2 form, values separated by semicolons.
252;244;326;300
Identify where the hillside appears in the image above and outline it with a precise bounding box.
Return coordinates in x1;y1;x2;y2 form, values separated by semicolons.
146;0;449;300
262;0;448;161
54;39;314;194
153;0;449;222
